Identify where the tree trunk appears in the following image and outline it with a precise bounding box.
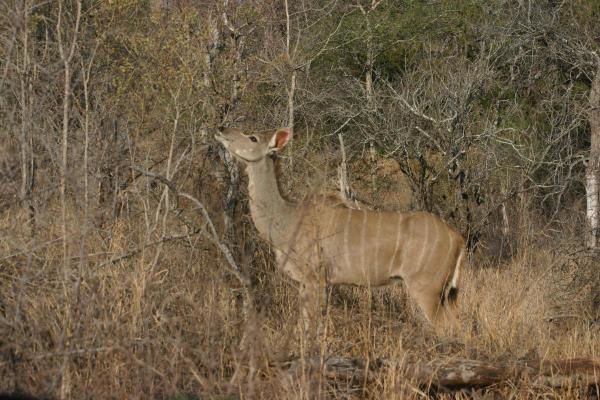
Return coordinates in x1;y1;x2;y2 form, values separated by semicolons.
364;9;377;193
19;0;35;239
586;56;600;249
219;3;243;243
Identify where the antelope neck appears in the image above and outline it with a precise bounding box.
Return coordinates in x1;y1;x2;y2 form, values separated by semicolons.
245;157;296;242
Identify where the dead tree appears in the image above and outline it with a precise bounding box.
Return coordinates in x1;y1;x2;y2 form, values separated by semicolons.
586;54;600;249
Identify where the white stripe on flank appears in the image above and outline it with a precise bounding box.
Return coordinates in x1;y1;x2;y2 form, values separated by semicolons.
388;213;403;276
430;220;441;271
416;216;429;272
444;225;454;281
361;210;368;280
343;208;352;273
374;212;382;279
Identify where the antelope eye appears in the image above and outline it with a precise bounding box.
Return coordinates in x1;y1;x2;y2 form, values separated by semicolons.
248;136;258;143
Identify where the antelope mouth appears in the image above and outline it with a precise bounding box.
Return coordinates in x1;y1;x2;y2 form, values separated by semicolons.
214;133;228;146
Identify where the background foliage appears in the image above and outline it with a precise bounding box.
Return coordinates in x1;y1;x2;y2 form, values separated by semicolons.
0;0;598;398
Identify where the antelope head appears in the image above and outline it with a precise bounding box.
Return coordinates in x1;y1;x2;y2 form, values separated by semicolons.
215;127;292;164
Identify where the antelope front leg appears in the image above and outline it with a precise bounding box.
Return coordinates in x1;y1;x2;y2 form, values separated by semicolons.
274;250;327;340
298;279;326;341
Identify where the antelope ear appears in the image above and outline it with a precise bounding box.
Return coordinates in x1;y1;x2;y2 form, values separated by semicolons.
268;128;292;152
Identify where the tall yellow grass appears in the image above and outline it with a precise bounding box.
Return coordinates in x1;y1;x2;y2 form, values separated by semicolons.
0;195;597;399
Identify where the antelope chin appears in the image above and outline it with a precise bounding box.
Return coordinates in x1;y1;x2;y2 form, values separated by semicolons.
214;134;228;147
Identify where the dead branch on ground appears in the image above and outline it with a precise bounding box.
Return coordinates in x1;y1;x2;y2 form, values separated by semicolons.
280;356;599;390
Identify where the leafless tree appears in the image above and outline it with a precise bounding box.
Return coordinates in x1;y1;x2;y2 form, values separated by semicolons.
586;55;600;248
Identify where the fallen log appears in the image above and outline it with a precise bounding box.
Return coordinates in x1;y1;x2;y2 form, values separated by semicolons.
280;356;600;389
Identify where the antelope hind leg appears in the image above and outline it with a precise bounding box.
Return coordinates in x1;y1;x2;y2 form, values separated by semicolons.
406;283;457;334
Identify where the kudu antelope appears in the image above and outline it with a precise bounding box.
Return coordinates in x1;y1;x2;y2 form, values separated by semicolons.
215;127;465;332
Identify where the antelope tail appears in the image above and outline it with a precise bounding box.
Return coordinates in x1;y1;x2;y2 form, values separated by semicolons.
443;247;464;306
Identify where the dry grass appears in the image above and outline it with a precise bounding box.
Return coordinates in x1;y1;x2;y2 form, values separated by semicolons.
0;180;598;400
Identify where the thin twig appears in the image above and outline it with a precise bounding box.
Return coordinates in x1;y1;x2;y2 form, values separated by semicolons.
130;165;249;287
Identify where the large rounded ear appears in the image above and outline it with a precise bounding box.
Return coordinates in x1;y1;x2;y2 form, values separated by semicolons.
268;128;292;152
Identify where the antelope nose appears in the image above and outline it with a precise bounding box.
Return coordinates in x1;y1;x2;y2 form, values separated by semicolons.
214;133;227;145
215;127;228;142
